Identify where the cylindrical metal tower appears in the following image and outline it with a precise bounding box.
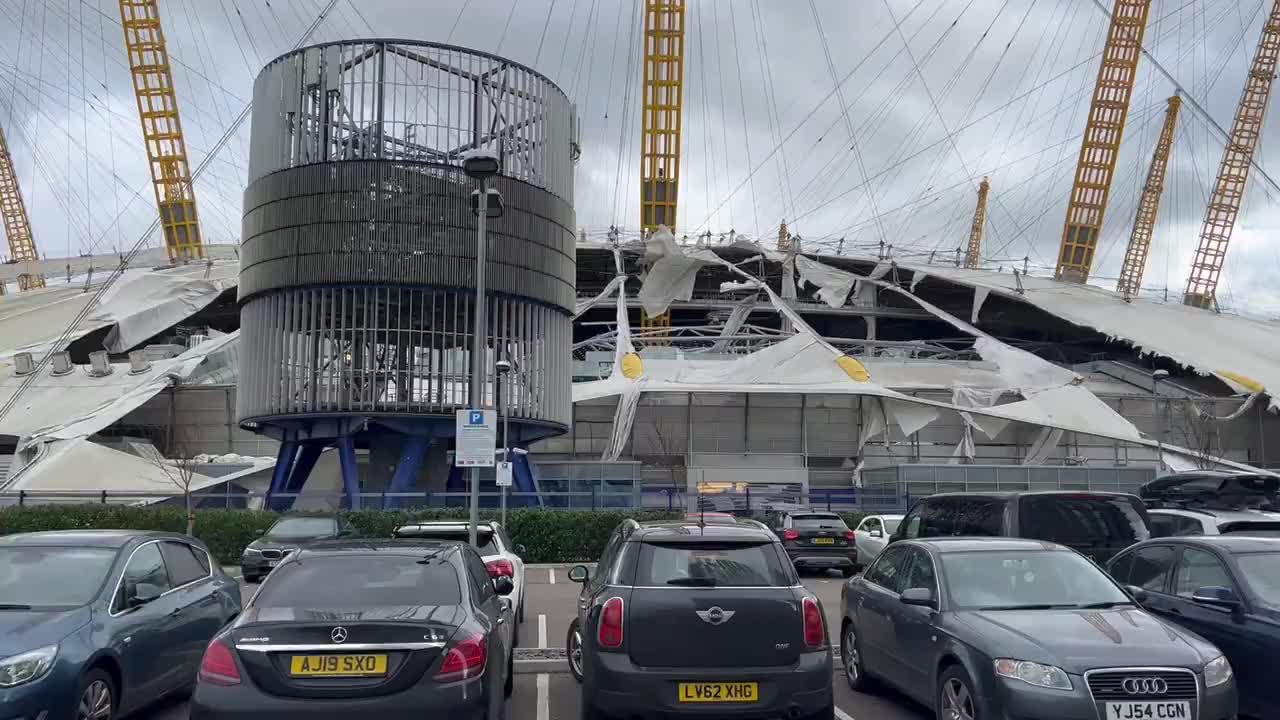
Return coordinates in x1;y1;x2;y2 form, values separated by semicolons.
237;41;577;508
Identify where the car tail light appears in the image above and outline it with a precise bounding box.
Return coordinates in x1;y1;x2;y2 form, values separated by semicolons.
802;597;825;649
486;559;515;577
844;530;856;543
198;638;241;686
434;633;488;682
783;529;800;541
598;597;624;648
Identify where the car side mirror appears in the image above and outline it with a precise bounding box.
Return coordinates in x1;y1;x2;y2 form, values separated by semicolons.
255;528;266;537
514;544;527;556
493;576;515;596
900;587;934;607
130;582;164;608
1125;585;1150;604
568;565;590;583
1192;586;1240;609
869;529;883;539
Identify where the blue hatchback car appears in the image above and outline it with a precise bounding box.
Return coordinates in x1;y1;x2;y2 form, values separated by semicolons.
0;530;242;720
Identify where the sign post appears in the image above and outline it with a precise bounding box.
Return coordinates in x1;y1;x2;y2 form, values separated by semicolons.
496;460;513;525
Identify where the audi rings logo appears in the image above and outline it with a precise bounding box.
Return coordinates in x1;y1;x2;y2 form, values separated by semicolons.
1122;677;1168;695
331;627;348;644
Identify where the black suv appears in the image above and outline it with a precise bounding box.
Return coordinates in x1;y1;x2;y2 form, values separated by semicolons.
889;490;1151;563
763;508;858;576
567;519;834;720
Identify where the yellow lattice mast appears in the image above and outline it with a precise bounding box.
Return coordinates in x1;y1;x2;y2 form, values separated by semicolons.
0;126;44;293
1055;0;1153;284
964;177;991;269
119;0;204;263
1117;95;1181;298
638;0;685;342
1184;1;1280;309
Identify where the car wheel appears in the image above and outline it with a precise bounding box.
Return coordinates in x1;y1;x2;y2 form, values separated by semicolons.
566;618;584;683
76;669;115;720
937;665;980;720
841;623;871;692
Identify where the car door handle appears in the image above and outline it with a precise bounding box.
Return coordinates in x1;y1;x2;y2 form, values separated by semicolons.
497;617;506;625
1166;607;1182;616
169;607;183;617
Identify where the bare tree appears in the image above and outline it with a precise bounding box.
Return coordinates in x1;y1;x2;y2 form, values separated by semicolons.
1171;399;1229;470
149;445;200;535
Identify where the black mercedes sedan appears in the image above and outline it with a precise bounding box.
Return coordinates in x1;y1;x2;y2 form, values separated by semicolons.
192;540;514;720
1107;535;1280;719
841;537;1237;720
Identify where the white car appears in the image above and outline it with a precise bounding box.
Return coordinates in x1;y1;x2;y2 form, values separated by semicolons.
852;513;903;567
1147;507;1280;537
392;520;527;626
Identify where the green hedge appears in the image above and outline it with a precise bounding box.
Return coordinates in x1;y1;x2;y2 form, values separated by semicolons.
0;506;869;565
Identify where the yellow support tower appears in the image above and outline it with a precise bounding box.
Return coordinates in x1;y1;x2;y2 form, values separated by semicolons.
639;0;686;340
1055;0;1153;284
1184;0;1280;309
0;126;44;292
964;177;991;270
119;0;204;263
1117;95;1181;298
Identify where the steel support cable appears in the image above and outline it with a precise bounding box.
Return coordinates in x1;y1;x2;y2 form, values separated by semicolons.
569;0;601;98
496;0;520;54
750;0;796;226
727;3;761;234
447;0;471;42
807;0;883;243
0;0;342;428
791;47;1107;229
694;4;716;230
534;0;558;67
707;2;736;230
1086;0;1280;198
773;0;936;211
801;0;965;225
608;0;640;223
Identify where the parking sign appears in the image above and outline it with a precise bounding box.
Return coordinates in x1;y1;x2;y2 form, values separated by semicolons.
455;409;497;467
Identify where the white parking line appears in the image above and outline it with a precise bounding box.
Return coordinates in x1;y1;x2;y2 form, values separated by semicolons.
538;614;547;648
548;568;556;584
536;673;549;720
834;706;856;720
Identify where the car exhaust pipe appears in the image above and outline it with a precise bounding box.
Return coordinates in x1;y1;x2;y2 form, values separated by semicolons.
787;705;802;719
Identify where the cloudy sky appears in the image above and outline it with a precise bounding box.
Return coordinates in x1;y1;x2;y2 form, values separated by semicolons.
3;0;1280;314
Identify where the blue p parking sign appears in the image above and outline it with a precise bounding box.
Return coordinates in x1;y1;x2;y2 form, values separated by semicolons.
455;409;497;467
469;410;484;425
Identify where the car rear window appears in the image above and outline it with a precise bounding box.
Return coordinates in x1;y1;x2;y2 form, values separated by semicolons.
636;542;794;587
1219;522;1280;537
253;554;463;606
792;514;847;530
392;527;498;553
1017;495;1149;551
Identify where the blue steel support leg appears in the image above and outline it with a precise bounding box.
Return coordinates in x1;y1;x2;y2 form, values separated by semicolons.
266;441;299;512
279;443;324;511
385;435;429;509
339;435;360;510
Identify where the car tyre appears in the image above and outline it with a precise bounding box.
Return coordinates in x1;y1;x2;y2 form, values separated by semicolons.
566;618;584;683
841;622;873;693
76;668;116;720
937;664;980;720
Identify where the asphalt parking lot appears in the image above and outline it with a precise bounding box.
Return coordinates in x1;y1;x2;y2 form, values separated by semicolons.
138;567;931;720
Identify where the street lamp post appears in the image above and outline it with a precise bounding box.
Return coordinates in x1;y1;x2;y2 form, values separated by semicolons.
496;358;513;526
1152;369;1169;477
462;149;503;548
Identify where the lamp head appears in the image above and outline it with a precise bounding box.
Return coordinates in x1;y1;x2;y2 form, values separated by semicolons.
461;148;501;179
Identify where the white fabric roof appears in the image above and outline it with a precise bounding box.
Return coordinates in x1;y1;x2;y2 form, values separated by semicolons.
0;261;238;358
3;437;228;499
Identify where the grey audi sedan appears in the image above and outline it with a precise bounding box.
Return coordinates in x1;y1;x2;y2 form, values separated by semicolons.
840;537;1237;720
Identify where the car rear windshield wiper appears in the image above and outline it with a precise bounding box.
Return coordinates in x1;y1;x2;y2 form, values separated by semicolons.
977;603;1077;611
666;577;718;587
0;603;33;610
1073;600;1135;609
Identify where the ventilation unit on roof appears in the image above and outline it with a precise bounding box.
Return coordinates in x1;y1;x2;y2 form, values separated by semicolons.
50;351;73;376
128;350;151;375
188;334;208;347
12;352;33;376
87;351;112;377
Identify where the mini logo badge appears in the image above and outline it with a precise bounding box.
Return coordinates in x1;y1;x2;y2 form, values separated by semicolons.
1121;677;1168;695
331;627;348;644
695;606;736;626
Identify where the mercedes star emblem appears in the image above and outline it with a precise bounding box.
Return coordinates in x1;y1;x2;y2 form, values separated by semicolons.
1121;677;1168;695
331;626;348;644
695;606;736;626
